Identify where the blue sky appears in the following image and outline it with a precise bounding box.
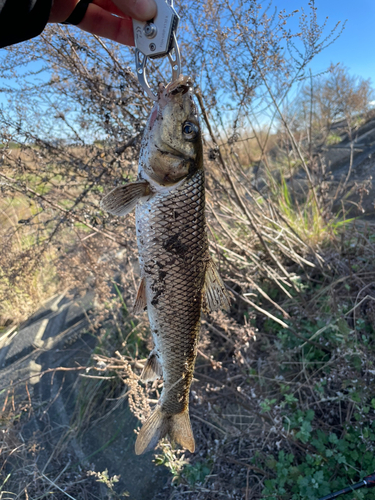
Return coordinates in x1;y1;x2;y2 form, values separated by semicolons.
0;0;373;138
1;0;373;86
276;0;375;83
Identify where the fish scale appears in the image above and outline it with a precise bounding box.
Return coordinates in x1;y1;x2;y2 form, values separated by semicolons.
136;169;208;415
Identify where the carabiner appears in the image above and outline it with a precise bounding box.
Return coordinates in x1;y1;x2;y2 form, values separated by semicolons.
133;0;181;100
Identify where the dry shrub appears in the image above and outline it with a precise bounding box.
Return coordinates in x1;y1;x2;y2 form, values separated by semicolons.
1;1;375;499
0;0;351;325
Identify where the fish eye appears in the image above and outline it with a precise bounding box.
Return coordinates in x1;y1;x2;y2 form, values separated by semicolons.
182;121;199;141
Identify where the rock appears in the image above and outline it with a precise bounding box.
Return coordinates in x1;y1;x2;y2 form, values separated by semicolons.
280;116;375;219
0;290;169;499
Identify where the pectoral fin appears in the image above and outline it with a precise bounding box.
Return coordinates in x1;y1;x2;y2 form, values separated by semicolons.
100;181;150;216
140;351;162;383
202;260;230;313
133;277;147;315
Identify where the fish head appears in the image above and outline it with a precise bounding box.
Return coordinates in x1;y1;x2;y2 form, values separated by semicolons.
139;75;202;185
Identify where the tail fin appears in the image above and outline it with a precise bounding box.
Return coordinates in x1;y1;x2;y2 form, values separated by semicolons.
135;407;195;455
169;410;195;453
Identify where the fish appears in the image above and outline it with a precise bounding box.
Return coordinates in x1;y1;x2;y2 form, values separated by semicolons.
100;75;230;455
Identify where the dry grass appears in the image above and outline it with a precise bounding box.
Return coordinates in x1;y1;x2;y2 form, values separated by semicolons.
1;2;375;498
2;129;375;496
0;193;59;326
2;128;375;498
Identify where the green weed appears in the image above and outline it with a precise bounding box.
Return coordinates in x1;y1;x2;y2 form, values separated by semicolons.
262;421;375;499
326;133;342;145
154;444;212;488
183;460;212;487
154;444;189;484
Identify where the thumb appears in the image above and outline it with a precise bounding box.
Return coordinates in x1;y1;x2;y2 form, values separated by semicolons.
111;0;157;21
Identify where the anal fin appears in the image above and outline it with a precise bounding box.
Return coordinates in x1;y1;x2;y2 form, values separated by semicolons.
203;259;230;313
133;277;147;315
140;351;162;383
100;181;150;216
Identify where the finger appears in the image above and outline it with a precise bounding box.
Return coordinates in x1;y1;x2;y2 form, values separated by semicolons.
78;3;135;46
50;0;157;24
110;0;157;21
92;0;126;18
49;0;125;23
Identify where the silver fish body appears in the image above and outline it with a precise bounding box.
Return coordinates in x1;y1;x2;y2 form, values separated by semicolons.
101;76;229;455
136;168;207;415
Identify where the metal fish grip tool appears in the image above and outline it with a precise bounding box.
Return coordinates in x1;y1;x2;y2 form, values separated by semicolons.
133;0;181;100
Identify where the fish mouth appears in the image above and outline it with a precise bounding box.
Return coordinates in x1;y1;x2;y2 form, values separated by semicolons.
165;75;192;96
158;143;192;160
157;76;193;107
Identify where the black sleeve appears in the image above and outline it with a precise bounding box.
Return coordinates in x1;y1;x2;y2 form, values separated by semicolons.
0;0;53;49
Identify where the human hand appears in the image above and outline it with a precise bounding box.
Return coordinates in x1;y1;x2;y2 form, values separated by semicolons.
49;0;157;46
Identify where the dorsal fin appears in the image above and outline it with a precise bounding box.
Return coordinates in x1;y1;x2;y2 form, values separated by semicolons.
202;259;230;313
